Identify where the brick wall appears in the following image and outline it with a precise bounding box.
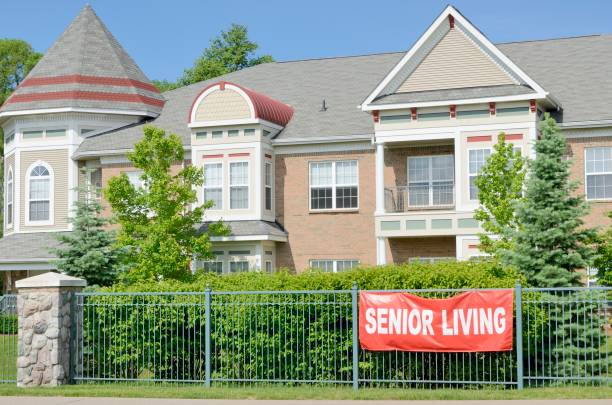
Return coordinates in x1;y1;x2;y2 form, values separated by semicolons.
388;236;456;263
275;150;377;271
567;137;612;229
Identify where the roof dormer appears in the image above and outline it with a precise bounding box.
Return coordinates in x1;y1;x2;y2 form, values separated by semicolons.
188;81;293;130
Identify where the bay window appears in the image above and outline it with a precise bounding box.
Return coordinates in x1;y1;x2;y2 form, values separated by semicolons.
204;163;223;209
230;162;249;209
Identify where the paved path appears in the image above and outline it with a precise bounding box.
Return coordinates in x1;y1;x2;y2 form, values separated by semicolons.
0;399;609;405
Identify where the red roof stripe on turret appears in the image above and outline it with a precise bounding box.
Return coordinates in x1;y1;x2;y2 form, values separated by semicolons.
19;75;160;93
6;91;165;107
189;81;293;127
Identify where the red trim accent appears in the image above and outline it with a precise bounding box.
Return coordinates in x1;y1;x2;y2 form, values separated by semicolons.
489;102;496;115
530;99;536;112
450;105;456;118
372;110;379;123
202;154;224;159
20;75;160;93
188;81;294;126
448;15;455;29
219;81;225;90
265;153;272;159
411;107;417;120
229;152;250;157
467;135;492;143
6;91;164;107
468;244;479;249
505;134;523;141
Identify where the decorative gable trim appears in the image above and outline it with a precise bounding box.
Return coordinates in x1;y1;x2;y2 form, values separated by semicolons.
361;5;552;111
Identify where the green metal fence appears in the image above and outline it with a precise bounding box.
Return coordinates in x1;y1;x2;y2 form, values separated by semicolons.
69;286;610;388
0;294;17;383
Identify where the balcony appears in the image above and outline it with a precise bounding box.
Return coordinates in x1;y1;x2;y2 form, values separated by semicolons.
384;184;455;213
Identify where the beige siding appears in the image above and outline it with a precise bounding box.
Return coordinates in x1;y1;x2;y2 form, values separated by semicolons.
20;149;69;231
194;89;251;122
4;154;15;234
397;28;514;93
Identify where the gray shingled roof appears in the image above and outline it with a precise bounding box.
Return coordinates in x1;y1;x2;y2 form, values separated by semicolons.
0;5;164;117
0;232;68;262
197;221;287;238
76;34;612;155
371;84;536;105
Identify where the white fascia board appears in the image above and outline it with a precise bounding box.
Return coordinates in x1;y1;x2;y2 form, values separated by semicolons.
559;120;612;129
0;262;57;271
376;132;457;144
361;5;554;110
210;235;288;242
272;133;373;145
0;107;157;119
362;93;547;112
189;118;284;131
360;5;452;108
375;121;535;142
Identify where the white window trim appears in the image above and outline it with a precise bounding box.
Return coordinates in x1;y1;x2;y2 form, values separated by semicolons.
467;147;492;201
6;167;13;229
264;161;272;211
309;160;359;212
229;160;250;210
265;260;273;273
203;162;223;210
584;147;612;201
407;154;454;207
25;161;54;226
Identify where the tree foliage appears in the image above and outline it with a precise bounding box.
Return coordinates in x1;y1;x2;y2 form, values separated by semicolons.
502;114;596;287
474;133;526;255
179;24;273;86
51;174;121;286
594;211;612;285
104;125;228;282
0;38;41;105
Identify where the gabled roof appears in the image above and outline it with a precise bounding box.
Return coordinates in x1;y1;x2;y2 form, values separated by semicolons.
75;33;612;156
361;5;552;111
189;81;294;127
0;5;164;118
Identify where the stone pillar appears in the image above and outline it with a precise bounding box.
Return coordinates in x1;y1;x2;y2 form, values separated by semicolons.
15;272;86;387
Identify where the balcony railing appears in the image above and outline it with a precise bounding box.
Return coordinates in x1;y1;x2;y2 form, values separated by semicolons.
384;184;455;212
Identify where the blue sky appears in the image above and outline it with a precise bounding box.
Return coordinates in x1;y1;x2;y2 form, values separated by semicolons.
1;0;609;81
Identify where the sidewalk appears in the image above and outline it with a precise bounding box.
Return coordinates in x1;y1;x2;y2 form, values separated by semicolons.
0;399;610;405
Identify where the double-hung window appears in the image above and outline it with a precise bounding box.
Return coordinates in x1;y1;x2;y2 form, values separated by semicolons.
309;160;358;210
265;162;272;210
126;171;145;189
6;168;13;227
407;155;454;207
310;259;359;272
585;147;612;200
230;162;249;209
203;163;223;209
468;149;491;201
28;164;51;222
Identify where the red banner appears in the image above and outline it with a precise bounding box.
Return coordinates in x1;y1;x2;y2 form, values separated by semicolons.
359;290;513;352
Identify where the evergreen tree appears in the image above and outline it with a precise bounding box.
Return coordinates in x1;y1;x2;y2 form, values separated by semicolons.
594;212;612;286
474;133;526;256
51;171;121;286
503;114;596;287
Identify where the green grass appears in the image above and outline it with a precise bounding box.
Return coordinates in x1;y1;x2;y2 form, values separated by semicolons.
0;384;610;400
0;334;17;382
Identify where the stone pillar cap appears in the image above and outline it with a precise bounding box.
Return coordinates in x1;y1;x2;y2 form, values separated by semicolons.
16;272;87;288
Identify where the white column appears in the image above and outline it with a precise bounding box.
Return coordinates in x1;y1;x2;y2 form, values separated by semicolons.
376;237;387;265
375;142;385;214
453;132;462;211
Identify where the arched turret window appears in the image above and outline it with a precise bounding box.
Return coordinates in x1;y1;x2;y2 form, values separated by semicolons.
27;162;53;224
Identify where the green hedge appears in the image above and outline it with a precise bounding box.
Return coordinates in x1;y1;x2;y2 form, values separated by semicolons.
105;260;523;293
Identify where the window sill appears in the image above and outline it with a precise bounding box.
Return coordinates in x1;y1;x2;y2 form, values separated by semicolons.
309;208;360;214
586;198;612;203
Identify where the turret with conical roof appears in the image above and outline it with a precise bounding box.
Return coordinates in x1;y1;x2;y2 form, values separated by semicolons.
0;5;164;118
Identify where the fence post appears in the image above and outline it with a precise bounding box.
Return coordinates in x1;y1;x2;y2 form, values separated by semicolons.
515;281;524;390
351;283;359;390
204;286;211;388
